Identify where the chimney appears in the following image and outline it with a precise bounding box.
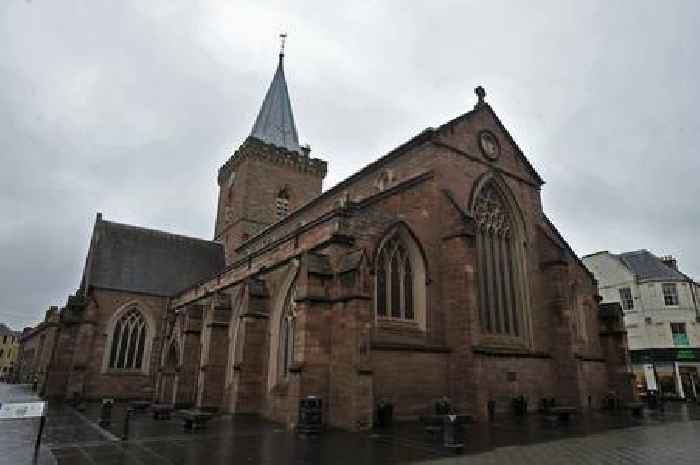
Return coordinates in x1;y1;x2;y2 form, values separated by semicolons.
660;255;678;271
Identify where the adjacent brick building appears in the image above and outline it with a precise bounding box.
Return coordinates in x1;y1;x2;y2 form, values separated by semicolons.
25;49;632;430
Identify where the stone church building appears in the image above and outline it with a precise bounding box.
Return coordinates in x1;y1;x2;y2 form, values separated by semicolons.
23;49;631;430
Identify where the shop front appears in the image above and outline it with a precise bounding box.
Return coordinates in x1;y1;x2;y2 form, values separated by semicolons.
631;349;700;400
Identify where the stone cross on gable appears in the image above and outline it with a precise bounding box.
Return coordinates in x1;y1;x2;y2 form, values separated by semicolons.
475;86;486;106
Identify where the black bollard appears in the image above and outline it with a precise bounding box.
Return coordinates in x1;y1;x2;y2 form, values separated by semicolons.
122;408;132;441
99;399;114;427
487;400;495;422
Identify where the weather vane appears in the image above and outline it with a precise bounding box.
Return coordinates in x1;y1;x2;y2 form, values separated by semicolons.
279;33;288;56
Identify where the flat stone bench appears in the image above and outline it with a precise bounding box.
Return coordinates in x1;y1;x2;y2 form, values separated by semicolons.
548;406;577;422
128;401;151;412
625;402;645;416
152;403;174;420
419;414;471;433
179;410;213;431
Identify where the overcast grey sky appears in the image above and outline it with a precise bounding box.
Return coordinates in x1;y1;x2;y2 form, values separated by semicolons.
1;1;699;330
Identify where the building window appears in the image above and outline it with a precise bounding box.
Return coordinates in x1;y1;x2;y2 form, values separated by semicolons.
0;349;3;359
662;283;679;306
2;336;6;344
619;287;634;310
278;285;296;381
671;323;689;347
276;190;290;221
108;308;148;370
375;226;428;323
474;182;523;337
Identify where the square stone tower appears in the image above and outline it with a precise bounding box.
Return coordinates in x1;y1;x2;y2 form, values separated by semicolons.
214;52;327;263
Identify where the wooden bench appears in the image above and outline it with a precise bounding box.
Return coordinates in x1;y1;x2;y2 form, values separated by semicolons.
625;402;645;417
152;403;174;420
180;410;213;431
549;406;577;422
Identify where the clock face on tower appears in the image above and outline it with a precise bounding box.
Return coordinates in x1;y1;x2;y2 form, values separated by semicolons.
479;130;500;161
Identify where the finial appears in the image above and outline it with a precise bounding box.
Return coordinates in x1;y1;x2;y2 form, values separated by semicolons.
475;86;486;107
279;33;287;58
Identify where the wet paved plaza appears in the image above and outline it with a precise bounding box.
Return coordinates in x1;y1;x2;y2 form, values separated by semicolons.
3;382;700;465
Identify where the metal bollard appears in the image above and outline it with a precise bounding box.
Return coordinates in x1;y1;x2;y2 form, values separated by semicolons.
122;408;132;441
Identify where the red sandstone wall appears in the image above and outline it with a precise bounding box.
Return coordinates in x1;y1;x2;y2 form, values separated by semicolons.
80;289;167;400
372;350;449;418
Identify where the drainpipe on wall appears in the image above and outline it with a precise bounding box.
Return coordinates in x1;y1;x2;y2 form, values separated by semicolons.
689;279;700;322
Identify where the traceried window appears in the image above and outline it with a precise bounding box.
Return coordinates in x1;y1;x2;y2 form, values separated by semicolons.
474;182;523;337
276;190;290;221
662;283;679;306
108;308;147;370
278;285;296;381
619;287;634;310
376;233;415;321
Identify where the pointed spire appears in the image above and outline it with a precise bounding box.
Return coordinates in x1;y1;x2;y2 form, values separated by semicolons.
250;35;301;153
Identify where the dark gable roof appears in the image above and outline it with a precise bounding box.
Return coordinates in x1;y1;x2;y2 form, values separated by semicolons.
617;250;687;282
84;217;225;297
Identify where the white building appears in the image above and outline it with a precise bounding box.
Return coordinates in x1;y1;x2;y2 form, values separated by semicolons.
583;250;700;400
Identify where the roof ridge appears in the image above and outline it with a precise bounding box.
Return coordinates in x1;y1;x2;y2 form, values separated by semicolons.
100;218;221;246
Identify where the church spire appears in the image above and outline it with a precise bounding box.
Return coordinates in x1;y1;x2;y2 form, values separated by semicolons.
250;34;301;153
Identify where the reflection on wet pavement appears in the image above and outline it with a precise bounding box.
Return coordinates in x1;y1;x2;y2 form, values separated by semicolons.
4;382;700;465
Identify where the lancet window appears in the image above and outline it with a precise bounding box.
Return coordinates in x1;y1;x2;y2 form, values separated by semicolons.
474;183;522;337
108;308;148;370
278;285;296;380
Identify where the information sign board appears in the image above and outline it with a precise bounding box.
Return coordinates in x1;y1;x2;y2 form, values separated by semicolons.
644;364;658;391
0;402;46;420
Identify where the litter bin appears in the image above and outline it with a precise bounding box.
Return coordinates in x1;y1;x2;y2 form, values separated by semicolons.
375;400;394;428
298;396;322;435
512;395;527;416
442;415;466;450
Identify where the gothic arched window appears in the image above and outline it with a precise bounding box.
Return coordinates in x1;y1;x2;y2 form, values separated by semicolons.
276;189;290;221
108;307;148;370
474;182;524;337
375;225;426;326
278;285;296;381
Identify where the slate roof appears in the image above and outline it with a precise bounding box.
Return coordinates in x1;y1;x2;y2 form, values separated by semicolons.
0;323;20;337
617;250;687;282
250;53;301;153
82;216;225;297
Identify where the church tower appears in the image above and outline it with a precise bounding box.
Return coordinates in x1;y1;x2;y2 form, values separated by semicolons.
215;43;327;263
